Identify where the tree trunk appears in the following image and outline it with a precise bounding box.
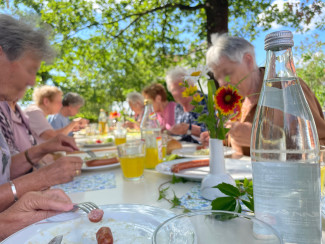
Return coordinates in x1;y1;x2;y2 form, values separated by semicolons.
205;0;228;46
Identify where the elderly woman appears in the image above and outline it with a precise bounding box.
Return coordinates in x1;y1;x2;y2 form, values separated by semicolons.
48;92;88;136
201;33;325;155
0;14;81;238
142;83;176;131
25;86;81;142
166;67;208;142
124;91;145;129
0;100;37;155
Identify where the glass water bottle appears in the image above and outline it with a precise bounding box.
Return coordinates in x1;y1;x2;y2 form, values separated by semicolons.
251;30;321;244
140;99;162;169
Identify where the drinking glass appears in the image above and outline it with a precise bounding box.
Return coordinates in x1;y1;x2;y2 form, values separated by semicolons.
320;146;325;198
153;210;283;244
114;128;127;146
117;140;145;180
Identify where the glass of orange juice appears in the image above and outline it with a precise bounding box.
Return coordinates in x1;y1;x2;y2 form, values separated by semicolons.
114;124;127;146
320;146;325;198
117;140;145;180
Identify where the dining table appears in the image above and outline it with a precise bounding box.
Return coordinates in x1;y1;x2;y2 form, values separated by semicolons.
4;132;325;243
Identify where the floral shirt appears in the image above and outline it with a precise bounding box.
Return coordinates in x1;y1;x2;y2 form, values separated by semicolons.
174;96;208;143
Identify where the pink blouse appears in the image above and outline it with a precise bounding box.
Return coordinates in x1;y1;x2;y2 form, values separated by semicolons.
156;102;176;131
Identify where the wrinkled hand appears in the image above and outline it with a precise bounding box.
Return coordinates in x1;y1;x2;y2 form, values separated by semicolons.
39;134;79;155
200;131;210;147
168;123;189;135
39;156;83;187
0;189;73;240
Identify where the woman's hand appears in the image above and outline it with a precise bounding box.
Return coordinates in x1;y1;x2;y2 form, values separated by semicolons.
38;156;83;187
39;134;79;155
0;189;73;240
169;123;189;135
200;131;210;147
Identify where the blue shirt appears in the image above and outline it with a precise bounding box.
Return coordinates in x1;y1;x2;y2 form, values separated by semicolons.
47;113;73;136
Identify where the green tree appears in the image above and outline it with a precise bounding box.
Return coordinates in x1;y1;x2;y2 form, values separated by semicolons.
1;0;324;118
295;34;325;108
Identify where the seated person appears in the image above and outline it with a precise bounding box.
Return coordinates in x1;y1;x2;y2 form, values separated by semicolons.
0;13;83;213
0;101;37;155
166;67;208;143
201;33;325;155
48;92;88;136
24;86;81;142
142;83;176;131
124;92;145;130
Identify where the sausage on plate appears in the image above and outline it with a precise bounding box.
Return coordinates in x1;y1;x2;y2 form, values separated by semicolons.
96;226;113;244
88;209;104;223
86;157;119;167
171;159;209;173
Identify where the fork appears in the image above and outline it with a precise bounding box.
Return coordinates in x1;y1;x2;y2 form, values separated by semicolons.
73;202;99;213
85;150;97;159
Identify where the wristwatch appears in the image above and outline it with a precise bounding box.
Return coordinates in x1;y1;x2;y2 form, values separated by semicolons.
186;122;192;135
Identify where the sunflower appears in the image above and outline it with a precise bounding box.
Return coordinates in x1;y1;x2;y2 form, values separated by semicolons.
214;85;242;115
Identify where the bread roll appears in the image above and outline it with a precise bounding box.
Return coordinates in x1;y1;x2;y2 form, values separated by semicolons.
166;139;182;155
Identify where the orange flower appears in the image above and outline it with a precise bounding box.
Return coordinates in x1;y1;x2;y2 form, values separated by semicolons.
214;85;242;116
109;111;120;119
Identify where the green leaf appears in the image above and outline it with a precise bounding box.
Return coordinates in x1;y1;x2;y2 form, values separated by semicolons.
171;192;181;208
214;183;241;197
242;199;254;211
171;175;187;184
158;187;169;200
211;196;236;211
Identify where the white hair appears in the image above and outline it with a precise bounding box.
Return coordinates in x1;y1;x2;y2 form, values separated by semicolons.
206;33;257;68
126;92;144;105
165;67;189;92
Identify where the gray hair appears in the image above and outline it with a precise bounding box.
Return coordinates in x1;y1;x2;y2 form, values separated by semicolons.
62;92;85;107
206;33;257;68
126;92;144;105
0;14;55;62
165;67;190;92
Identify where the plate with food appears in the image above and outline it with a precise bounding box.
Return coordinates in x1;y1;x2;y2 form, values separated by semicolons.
2;204;175;244
82;152;120;171
82;138;115;148
156;157;252;181
171;146;235;158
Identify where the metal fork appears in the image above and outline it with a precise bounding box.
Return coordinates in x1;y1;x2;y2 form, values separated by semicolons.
73;202;99;213
85;150;97;159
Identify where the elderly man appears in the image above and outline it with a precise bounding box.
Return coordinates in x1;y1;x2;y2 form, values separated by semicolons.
48;92;88;136
166;67;208;143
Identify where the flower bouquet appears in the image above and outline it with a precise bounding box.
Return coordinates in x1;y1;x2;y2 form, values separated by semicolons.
182;65;243;200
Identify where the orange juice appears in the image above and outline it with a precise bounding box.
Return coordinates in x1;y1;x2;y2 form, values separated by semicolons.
321;165;325;195
145;147;159;169
99;121;106;135
161;146;167;160
115;137;126;146
119;155;145;179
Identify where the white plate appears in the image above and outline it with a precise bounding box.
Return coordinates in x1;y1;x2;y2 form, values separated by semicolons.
82;142;115;148
82;161;120;171
156;158;252;181
67;151;120;171
3;204;175;244
172;146;235;158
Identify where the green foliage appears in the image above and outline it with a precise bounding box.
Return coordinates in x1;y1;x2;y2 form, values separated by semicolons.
294;34;325;108
211;179;254;213
1;0;324;118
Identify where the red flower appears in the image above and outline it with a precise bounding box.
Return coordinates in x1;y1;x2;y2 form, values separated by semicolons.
109;111;120;119
214;85;242;116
